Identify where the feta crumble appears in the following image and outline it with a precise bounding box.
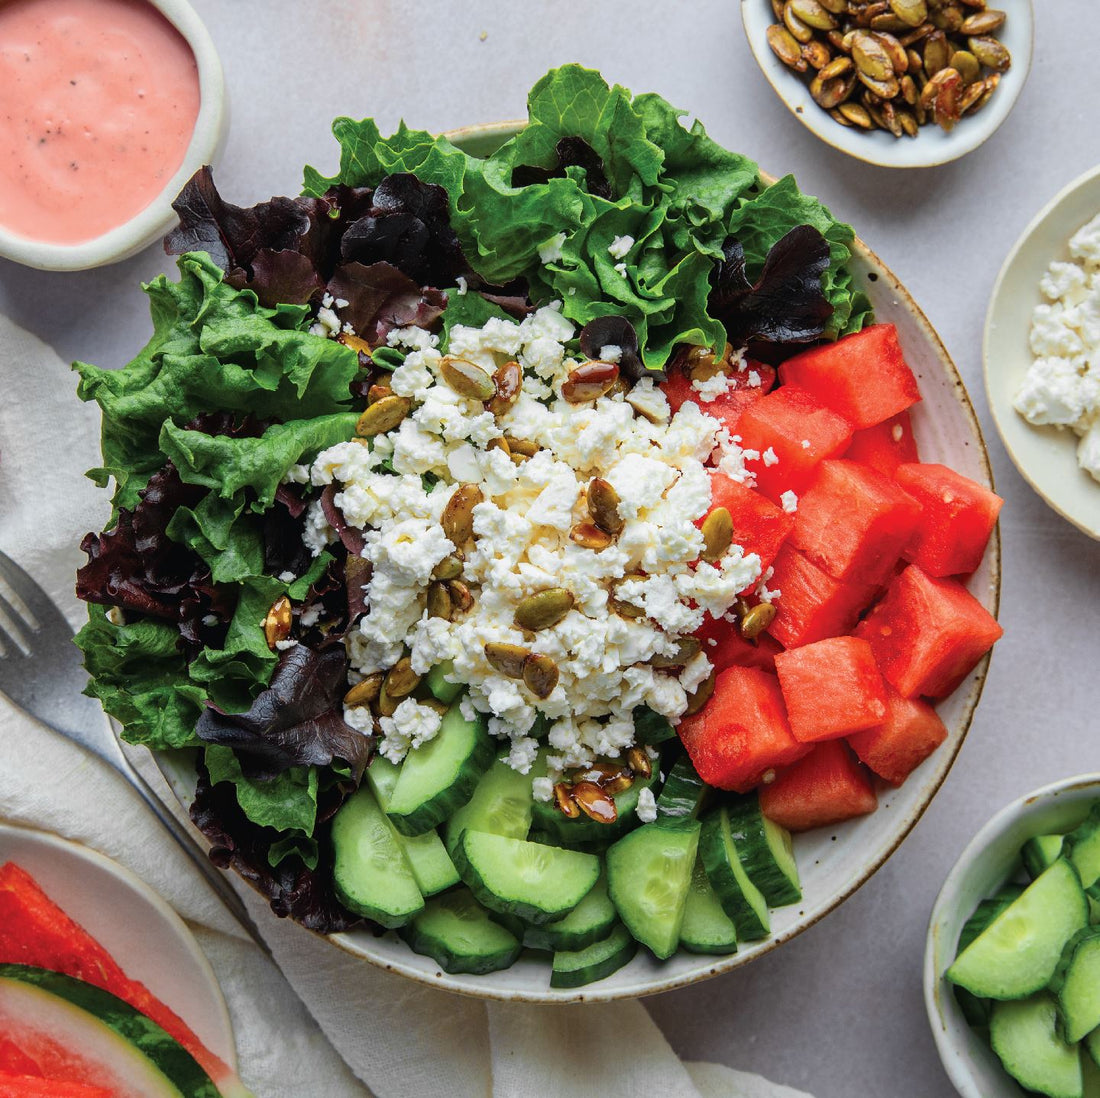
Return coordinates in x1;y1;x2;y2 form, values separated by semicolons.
780;490;799;514
608;235;634;260
635;786;658;824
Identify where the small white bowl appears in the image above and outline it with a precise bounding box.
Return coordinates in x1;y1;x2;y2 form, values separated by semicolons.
741;0;1033;169
924;774;1100;1098
984;162;1100;541
0;0;227;272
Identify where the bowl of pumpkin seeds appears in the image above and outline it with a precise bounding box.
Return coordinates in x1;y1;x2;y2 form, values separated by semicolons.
741;0;1033;168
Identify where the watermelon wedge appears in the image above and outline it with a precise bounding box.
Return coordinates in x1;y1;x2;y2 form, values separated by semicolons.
0;1074;112;1097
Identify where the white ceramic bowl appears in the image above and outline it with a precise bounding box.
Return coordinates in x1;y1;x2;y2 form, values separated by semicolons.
0;0;227;272
984;163;1100;541
740;0;1033;169
924;774;1100;1098
155;122;1001;1001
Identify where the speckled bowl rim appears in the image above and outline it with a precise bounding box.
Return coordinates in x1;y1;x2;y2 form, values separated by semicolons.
739;0;1034;170
0;0;228;271
152;120;1001;1003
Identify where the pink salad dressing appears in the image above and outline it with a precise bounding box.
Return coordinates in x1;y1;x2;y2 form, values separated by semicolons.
0;0;200;245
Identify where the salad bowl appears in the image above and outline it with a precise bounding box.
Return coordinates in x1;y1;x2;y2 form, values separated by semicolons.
151;120;1001;1003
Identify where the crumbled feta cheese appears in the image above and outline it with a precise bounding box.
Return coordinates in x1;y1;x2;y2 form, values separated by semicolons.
781;490;799;513
762;447;779;467
599;343;623;364
532;776;555;803
538;231;567;265
614;261;628;276
891;424;903;443
278;570;296;583
800;438;811;450
692;370;733;403
636;786;658;824
608;235;634;260
455;275;468;296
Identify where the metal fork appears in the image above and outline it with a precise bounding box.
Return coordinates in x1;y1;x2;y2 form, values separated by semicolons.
0;549;272;955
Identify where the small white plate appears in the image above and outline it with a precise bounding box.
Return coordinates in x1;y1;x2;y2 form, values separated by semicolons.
984;162;1100;541
0;822;237;1069
924;774;1100;1098
741;0;1033;169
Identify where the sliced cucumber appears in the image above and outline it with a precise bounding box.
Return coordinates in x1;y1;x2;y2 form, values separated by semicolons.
399;888;521;975
387;703;495;836
726;793;801;907
1052;927;1100;1043
444;755;534;857
550;923;637;989
656;755;709;824
453;830;600;925
606;821;700;960
1024;834;1068;882
699;807;770;942
1064;805;1100;900
330;786;423;928
523;873;617;952
947;859;1089;1000
364;755;401;807
989;994;1083;1098
679;857;738;956
953;885;1026;1030
426;660;464;705
530;765;657;849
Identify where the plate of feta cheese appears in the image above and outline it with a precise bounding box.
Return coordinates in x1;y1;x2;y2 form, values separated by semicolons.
985;161;1100;540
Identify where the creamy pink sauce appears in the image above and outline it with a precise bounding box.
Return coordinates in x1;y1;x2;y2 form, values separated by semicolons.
0;0;200;244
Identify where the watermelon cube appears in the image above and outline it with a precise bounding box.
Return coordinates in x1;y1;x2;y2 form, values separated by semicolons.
847;685;948;786
854;565;1003;698
759;740;878;833
695;614;783;675
661;359;775;423
895;463;1003;577
789;459;921;586
704;472;794;581
844;410;920;477
733;386;854;503
765;545;878;649
778;323;921;429
677;666;809;793
774;636;888;743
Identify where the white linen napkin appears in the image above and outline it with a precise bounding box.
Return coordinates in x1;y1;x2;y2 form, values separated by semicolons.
0;311;814;1098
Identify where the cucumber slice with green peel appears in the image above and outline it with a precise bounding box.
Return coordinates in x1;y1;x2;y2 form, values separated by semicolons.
550;923;637;988
453;830;601;925
399;888;522;975
426;660;464;704
530;765;658;848
947;859;1089;1000
699;808;770;942
953;885;1026;1030
523;873;617;952
399;829;460;897
444;756;535;856
364;755;401;807
330;787;424;928
725;793;801;907
989;994;1084;1098
679;857;738;956
1064;805;1100;900
387;703;495;836
1024;834;1068;882
1052;927;1100;1043
606;821;700;960
634;706;676;745
656;755;709;824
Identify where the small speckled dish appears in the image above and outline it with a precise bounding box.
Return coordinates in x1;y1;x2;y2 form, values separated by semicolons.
740;0;1033;169
924;774;1100;1098
0;0;227;272
984;162;1100;541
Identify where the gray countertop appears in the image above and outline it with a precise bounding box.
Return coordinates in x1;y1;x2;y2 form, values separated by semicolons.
1;4;1095;1095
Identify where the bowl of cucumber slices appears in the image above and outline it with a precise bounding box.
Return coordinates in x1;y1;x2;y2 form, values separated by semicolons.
925;774;1100;1098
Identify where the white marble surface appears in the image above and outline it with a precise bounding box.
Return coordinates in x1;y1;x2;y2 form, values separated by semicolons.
0;3;1096;1095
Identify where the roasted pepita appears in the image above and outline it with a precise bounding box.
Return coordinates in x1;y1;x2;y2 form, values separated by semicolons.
739;601;778;641
768;23;809;69
960;8;1004;34
488;360;522;415
649;635;702;668
684;669;718;716
514;588;575;631
431;554;464;581
587;477;624;535
888;0;927;25
626;745;652;779
561;360;620;403
442;483;484;546
427;581;453;621
383;657;420;699
447;579;474;614
343;673;384;708
440;355;497;401
355;395;410;437
967;34;1010;71
783;3;815;42
569;522;614;551
263;596;292;650
553;783;581;819
700;506;733;562
571;781;617;823
838;100;875;127
484;641;531;679
522;653;560;699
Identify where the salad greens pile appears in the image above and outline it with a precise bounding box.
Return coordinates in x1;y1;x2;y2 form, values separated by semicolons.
73;65;870;930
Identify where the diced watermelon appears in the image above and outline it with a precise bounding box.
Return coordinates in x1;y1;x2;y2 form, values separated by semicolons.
759;741;878;833
765;545;878;649
895;463;1003;577
695;614;783;675
854;565;1003;698
847;685;948;786
844;410;920;476
0;864;239;1095
789;459;920;586
677;666;809;793
703;472;794;581
0;1074;112;1098
774;636;888;743
662;359;776;421
778;323;921;429
733;385;854;502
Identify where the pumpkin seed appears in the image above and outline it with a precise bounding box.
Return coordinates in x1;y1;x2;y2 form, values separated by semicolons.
888;0;927;25
367;383;392;405
869;98;904;136
484;642;531;679
930;3;964;32
899;73;919;105
609;576;646;619
572;781;618;824
504;436;539;458
956;79;985;113
587;477;624;535
440;355;496;401
739;602;777;641
488;360;522;415
514;588;575;631
448;580;474;614
898;22;934;46
905;46;924;72
420;699;450;717
826;29;850;52
375;682;399;718
553;783;581;819
923;29;951;75
858;69;900;99
431;554;464;581
626;745;652;779
838;100;875;127
819;55;854;80
572;761;634;794
768;23;809;69
561;360;620;403
263;596;292;650
852;32;897;82
442;483;484;547
522;653;560;699
949;48;980;83
960;8;1004;34
789;0;837;30
783;3;815;43
337;332;374;356
343;672;384;708
649;636;702;668
968;34;1010;70
383;657;420;700
968;71;999;112
427;582;453;621
818;0;848;10
700;507;733;562
897;106;920;136
355;394;411;437
771;0;786;18
684;669;718;716
872;31;909;73
829;108;853;127
802;38;833;69
811;69;857;108
870;13;909;32
570;522;614;551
